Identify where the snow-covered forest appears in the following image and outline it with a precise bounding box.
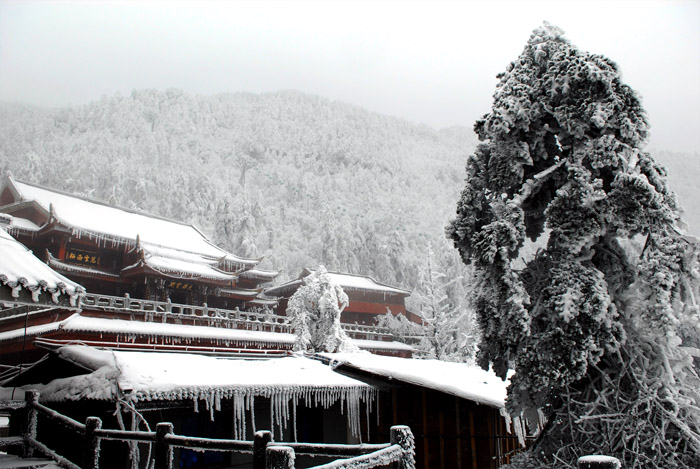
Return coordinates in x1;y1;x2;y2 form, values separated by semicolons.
1;91;696;295
0;90;480;293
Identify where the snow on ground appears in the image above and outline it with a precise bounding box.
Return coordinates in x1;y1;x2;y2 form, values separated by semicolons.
324;352;508;408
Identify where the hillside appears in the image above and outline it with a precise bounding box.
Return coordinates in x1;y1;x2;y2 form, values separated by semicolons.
1;90;695;294
0;90;477;290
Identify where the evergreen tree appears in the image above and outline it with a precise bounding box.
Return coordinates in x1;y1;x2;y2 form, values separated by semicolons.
447;23;700;467
380;244;478;362
287;266;358;353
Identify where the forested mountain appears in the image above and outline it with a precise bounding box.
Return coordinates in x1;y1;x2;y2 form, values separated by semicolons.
0;90;477;292
1;90;695;296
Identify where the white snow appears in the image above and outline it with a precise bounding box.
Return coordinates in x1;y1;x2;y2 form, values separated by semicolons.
138;254;238;281
59;315;297;346
323;352;508;408
47;252;121;278
1;346;376;440
350;339;413;352
0;316;66;342
13;180;225;258
310;270;410;295
578;455;621;468
0;314;412;356
6;215;41;231
0;228;84;304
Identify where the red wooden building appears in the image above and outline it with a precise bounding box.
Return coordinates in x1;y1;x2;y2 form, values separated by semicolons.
266;268;419;326
0;177;413;370
0;175;277;309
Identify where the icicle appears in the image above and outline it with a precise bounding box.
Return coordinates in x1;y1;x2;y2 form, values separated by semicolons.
209;391;216;421
30;287;40;302
11;283;21;298
366;392;371;441
292;397;297;442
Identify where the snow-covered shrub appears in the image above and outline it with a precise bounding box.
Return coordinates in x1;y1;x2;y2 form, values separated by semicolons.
287;266;358;353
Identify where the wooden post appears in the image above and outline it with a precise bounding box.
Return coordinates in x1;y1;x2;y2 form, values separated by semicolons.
83;416;102;469
254;430;273;469
578;455;621;469
154;422;174;469
265;445;295;469
390;425;415;469
22;390;39;458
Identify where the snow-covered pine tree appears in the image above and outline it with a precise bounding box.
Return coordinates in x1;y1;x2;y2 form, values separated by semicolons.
287;266;358;353
379;244;478;362
446;23;700;468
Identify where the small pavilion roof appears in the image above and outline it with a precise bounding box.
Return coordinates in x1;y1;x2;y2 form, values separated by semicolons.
267;269;411;298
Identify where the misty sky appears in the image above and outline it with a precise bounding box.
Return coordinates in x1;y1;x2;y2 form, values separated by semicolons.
1;0;698;153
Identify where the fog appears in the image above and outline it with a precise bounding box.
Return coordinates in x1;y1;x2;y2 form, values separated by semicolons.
1;0;698;152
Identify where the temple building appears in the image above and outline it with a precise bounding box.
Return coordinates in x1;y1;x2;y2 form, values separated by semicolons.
0;175;277;309
0;176;413;368
266;268;420;326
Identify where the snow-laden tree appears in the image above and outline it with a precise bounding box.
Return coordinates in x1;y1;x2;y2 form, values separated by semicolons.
446;23;700;468
379;244;478;362
288;266;358;353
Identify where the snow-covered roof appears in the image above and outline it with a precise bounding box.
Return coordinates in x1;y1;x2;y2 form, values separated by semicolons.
0;314;408;355
125;254;238;282
64;315;296;346
4;215;41;232
268;269;411;298
239;268;281;282
324;353;508;408
8;179;227;259
1;346;371;418
0;346;378;439
47;252;122;279
309;270;411;295
0;228;84;305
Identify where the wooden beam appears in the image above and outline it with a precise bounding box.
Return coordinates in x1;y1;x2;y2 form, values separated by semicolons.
455;397;461;469
439;409;445;468
422;389;429;469
469;409;477;469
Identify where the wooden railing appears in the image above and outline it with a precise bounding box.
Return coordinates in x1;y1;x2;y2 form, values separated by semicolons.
80;292;399;342
0;390;415;469
81;292;292;333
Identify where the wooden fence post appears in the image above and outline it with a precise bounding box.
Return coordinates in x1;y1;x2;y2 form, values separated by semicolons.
154;422;174;469
254;430;273;469
265;445;295;469
22;390;39;458
83;416;102;469
390;425;416;469
578;455;622;469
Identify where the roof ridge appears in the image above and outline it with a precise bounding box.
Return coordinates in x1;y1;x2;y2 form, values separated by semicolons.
13;178;201;231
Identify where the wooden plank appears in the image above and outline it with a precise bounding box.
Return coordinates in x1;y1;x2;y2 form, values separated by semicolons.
422;389;429;469
439;409;445;469
455;397;461;469
468;409;477;469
